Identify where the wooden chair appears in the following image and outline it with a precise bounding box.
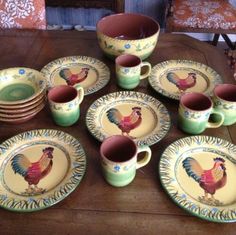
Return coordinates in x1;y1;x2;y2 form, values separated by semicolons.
165;0;236;49
0;1;46;29
45;0;125;13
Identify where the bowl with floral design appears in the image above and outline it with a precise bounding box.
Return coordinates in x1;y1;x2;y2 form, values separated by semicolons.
96;13;160;60
0;67;46;106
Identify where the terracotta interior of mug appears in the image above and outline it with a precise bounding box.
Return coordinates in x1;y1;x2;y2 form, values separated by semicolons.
181;93;212;111
48;85;77;103
97;13;159;40
116;54;141;67
214;84;236;102
100;135;137;162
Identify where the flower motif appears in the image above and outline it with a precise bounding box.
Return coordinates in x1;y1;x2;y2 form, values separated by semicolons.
114;165;120;172
124;44;131;49
19;68;25;74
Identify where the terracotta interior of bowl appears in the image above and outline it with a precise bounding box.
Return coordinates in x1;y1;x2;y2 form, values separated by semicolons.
97;13;159;40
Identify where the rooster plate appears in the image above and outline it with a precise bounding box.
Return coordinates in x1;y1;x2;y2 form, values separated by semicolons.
0;129;86;212
159;135;236;223
41;56;110;95
149;60;223;100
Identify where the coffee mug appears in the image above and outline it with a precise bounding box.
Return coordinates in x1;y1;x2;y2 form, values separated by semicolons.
178;92;224;134
115;54;151;89
100;135;152;187
213;84;236;126
48;84;84;127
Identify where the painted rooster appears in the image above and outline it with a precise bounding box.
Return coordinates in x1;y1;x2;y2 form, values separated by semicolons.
59;67;89;85
106;107;142;138
182;157;227;202
11;147;54;194
166;72;197;92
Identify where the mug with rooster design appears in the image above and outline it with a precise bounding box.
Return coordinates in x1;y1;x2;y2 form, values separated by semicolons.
48;84;84;127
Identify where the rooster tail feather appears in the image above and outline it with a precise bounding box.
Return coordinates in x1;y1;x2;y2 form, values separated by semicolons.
11;154;31;177
106;108;122;125
166;72;180;85
182;157;203;182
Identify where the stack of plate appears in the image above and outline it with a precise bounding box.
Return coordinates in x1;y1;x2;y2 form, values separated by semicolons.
0;67;47;124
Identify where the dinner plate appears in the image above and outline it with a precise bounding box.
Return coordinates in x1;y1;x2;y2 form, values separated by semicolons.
159;135;236;223
41;56;110;95
148;60;223;100
0;129;86;212
86;91;171;146
0;67;46;105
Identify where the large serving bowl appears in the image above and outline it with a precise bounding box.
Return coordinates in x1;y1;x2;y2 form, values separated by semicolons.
96;13;160;60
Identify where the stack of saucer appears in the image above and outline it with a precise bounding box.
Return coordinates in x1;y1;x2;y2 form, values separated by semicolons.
0;67;47;124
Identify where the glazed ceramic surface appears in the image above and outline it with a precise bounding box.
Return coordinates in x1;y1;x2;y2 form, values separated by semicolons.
96;13;160;60
41;56;110;95
159;135;236;223
86;91;170;146
213;84;236;126
48;85;84;127
148;60;223;100
178;92;224;134
100;135;151;187
0;129;86;212
115;54;151;89
0;68;46;105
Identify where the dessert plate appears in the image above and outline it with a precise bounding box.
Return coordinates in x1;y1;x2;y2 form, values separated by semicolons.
148;60;223;100
41;56;110;95
86;91;171;146
159;135;236;223
0;67;46;105
0;129;86;212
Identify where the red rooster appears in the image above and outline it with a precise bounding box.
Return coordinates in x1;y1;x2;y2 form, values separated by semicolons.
106;107;142;138
59;67;89;85
182;157;226;203
166;72;197;92
11;147;54;194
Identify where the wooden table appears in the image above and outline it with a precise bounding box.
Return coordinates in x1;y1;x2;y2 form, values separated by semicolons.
0;30;235;235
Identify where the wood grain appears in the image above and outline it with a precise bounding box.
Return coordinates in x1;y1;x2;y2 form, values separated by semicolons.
0;30;235;234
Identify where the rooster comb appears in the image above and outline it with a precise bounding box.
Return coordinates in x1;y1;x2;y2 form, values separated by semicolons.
43;147;54;152
214;157;225;162
132;107;141;110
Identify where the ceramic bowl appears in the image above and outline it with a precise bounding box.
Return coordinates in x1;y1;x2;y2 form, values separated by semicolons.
96;13;160;60
0;67;46;105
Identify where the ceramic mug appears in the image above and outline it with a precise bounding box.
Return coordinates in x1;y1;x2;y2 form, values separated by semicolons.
178;92;224;134
48;84;84;127
212;84;236;126
100;135;152;187
115;54;151;89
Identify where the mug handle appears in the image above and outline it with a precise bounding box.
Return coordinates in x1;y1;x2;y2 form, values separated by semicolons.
207;108;224;128
140;62;151;80
136;145;152;169
73;84;84;105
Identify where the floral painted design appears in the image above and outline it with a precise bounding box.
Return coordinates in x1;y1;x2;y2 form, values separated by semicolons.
0;0;46;29
172;0;236;30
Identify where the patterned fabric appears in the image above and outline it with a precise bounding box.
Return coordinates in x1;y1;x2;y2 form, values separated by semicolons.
172;0;236;30
0;0;46;29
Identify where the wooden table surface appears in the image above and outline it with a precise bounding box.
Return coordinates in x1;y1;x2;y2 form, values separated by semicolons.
0;30;235;235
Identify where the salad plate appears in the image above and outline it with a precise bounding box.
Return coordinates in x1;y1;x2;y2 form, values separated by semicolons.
41;56;110;95
86;91;171;146
148;60;223;100
0;129;86;212
159;135;236;222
